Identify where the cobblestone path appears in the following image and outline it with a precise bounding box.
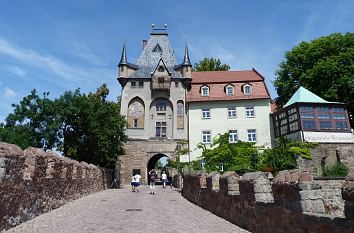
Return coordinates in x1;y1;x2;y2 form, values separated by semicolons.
5;186;249;233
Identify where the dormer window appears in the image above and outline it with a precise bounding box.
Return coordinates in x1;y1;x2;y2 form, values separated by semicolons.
153;44;162;53
243;84;252;95
226;85;234;96
158;66;165;72
201;86;209;96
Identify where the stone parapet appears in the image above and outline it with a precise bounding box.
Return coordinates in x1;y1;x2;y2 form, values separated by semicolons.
182;169;354;233
0;142;113;232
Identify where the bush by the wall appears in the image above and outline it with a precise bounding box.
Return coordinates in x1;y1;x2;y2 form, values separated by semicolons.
322;162;348;177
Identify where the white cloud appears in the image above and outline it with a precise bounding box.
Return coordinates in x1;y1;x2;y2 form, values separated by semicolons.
0;37;88;81
2;65;26;77
3;87;16;98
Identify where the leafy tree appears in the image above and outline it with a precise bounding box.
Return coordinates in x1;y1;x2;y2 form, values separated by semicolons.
197;133;258;173
1;90;59;150
274;33;354;126
0;84;127;168
194;57;230;71
257;137;315;174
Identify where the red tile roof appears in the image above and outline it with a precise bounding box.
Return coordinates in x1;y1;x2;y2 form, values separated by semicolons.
187;69;270;102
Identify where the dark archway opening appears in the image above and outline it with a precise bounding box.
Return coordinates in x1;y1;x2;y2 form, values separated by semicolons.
147;153;170;185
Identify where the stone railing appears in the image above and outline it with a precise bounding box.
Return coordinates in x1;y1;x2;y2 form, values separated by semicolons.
0;142;113;231
182;169;354;233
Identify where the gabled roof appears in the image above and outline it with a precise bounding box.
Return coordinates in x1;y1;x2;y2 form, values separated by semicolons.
187;69;270;102
284;86;340;107
191;70;264;84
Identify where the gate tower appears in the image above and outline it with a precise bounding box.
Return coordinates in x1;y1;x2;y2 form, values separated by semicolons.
117;25;192;184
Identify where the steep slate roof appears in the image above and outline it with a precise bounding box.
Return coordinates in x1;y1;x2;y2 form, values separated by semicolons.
126;34;182;79
284;86;340;107
187;69;270;102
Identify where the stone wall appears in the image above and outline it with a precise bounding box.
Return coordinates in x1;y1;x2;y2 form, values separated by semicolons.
182;169;354;233
0;142;113;232
118;139;177;184
298;143;354;176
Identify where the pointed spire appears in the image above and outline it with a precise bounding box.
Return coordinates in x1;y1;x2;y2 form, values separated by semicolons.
118;41;128;66
182;41;192;67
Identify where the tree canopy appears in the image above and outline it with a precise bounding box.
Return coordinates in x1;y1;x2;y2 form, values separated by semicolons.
0;84;127;168
274;32;354;126
194;57;230;71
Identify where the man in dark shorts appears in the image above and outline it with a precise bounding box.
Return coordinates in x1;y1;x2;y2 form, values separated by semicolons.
149;168;157;194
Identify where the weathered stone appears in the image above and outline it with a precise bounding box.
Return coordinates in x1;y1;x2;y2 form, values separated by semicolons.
0;142;113;232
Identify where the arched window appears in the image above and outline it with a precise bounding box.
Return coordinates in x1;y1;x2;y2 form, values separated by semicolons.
201;86;209;96
127;98;145;129
243;84;252;95
225;84;234;96
177;101;184;129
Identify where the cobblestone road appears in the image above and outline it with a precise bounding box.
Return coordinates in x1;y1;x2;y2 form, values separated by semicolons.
5;186;249;233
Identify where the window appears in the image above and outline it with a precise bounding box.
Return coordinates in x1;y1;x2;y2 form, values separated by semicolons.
226;86;234;95
158;66;164;72
131;81;136;88
288;114;298;122
302;120;316;130
156;122;167;137
153;44;162;53
332;113;346;120
319;121;332;129
202;108;210;119
138;81;144;88
158;77;164;83
177;101;184;129
227;107;237;118
332;107;345;112
229;130;238;143
247;129;256;142
202;131;211;144
245;106;255;117
133;119;138;128
336;121;348;129
289;122;298;132
120;66;124;72
201;86;209;96
156;100;167;111
280;125;288;135
243;85;252;95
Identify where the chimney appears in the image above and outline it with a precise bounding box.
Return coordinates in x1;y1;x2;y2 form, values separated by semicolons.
143;40;147;50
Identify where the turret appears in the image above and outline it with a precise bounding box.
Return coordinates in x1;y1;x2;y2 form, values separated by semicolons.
175;42;192;90
117;42;138;87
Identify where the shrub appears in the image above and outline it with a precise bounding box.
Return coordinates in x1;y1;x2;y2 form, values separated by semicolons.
322;162;348;177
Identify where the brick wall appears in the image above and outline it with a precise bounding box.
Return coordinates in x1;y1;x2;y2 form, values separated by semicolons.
183;169;354;233
0;142;113;231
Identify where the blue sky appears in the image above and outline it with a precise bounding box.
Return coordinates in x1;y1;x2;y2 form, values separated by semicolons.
0;0;353;123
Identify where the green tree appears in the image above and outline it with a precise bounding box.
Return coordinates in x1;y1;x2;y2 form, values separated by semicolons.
257;138;315;174
0;84;127;168
197;133;258;173
1;90;59;150
194;57;230;71
274;32;354;126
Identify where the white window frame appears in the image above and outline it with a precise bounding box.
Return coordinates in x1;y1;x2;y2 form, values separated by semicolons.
243;85;252;95
247;129;257;142
229;130;238;143
201;86;209;96
226;85;234;96
202;130;211;144
202;108;210;119
245;106;255;118
227;107;237;118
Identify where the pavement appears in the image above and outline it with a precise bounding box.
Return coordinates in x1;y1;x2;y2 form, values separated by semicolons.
5;185;250;233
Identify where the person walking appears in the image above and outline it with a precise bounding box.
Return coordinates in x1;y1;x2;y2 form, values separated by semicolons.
134;173;141;192
161;171;167;188
149;168;157;194
131;174;136;192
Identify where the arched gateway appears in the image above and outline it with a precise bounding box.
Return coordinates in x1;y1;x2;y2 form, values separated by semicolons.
116;26;192;184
